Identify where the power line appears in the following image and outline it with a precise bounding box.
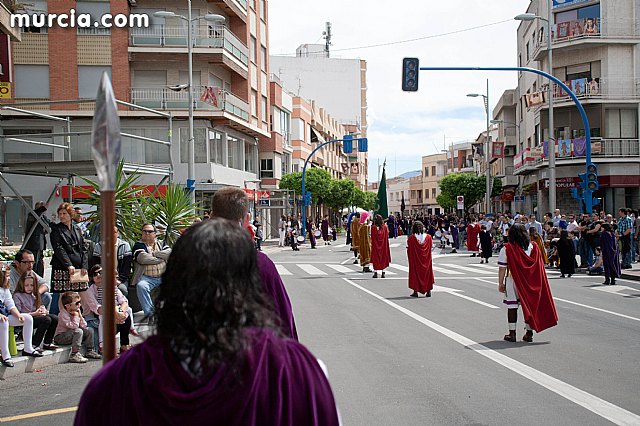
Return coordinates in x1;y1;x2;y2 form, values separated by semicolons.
332;19;513;52
272;19;513;57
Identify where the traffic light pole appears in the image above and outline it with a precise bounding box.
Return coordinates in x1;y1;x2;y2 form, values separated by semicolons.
417;66;595;213
301;136;367;238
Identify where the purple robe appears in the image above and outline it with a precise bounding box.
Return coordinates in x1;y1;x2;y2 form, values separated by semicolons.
75;330;339;426
321;219;329;241
257;251;298;340
387;216;397;238
600;230;621;278
451;225;459;249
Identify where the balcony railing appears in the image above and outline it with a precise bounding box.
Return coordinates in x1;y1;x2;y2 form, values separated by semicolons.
129;24;249;66
130;86;249;121
514;138;640;173
539;77;640;102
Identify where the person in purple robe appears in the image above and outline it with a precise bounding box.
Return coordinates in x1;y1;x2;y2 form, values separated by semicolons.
75;219;340;426
210;187;298;340
321;215;330;245
600;223;621;285
450;221;460;253
387;215;397;239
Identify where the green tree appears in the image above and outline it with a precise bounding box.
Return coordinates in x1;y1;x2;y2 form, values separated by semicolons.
325;178;356;213
436;173;504;214
279;168;332;204
352;188;365;210
363;191;377;211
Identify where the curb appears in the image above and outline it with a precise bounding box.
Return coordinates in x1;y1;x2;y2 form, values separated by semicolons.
620;272;640;281
0;346;75;380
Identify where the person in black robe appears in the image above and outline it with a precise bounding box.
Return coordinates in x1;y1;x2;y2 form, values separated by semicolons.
557;230;576;278
479;225;493;263
600;223;620;285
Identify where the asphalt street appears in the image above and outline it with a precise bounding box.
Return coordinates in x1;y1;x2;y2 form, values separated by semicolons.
273;236;640;426
1;236;639;425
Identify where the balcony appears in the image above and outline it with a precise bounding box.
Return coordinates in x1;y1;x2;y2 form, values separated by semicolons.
531;17;640;61
208;0;248;22
129;25;249;75
130;86;249;122
514;138;640;174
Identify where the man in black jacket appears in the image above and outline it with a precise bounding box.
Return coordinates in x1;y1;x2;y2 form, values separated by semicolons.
24;201;50;277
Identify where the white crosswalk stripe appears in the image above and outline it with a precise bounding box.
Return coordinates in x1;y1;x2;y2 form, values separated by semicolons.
333;244;347;248
298;264;328;275
438;263;496;275
432;265;464;275
389;263;408;272
390;243;401;248
326;264;355;273
275;264;292;275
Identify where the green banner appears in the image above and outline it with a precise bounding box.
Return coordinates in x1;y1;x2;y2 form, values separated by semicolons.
374;165;388;218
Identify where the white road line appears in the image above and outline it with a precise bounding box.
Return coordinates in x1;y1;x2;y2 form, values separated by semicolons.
554;297;640;323
333;244;347;248
592;285;639;298
433;285;500;309
275;264;292;276
432;266;464;275
343;278;640;425
326;264;354;273
439;263;495;275
298;264;328;275
390;243;401;248
389;263;409;272
341;258;356;265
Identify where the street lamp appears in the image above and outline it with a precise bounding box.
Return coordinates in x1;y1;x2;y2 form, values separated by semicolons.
467;80;492;214
515;3;555;213
154;6;225;208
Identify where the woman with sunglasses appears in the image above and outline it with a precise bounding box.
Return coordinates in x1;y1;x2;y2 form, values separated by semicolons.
0;264;43;367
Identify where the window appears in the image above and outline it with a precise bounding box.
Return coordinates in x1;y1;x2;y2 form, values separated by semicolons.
260;46;267;71
78;66;112;99
390;193;394;201
605;109;638;138
180;128;207;163
251;90;258;117
425;190;429;199
245;142;256;173
282;153;290;175
260;158;273;178
431;166;436;176
14;65;49;98
526;42;530;61
259;0;265;18
432;188;437;199
145;128;170;164
19;0;48;33
76;1;110;34
228;136;243;170
209;130;224;165
250;37;257;64
261;96;268;123
2;128;53;162
424;167;428;177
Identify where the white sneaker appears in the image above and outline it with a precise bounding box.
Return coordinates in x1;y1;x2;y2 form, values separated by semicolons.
85;350;102;359
68;352;88;363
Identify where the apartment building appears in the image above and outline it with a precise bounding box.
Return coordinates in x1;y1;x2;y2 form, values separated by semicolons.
387;176;409;216
0;0;272;241
421;153;447;215
514;0;640;214
270;45;368;188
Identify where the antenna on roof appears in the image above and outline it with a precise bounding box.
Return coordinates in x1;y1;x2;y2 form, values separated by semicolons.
323;22;332;58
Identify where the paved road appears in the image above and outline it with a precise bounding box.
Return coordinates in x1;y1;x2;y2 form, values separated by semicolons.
272;237;640;425
2;236;639;425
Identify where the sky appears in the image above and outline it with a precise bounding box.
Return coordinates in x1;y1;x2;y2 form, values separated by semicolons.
268;0;532;182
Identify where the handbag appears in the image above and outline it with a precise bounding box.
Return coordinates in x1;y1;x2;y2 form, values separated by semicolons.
52;269;89;293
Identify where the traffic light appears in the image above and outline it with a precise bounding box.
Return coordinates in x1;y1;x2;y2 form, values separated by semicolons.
402;57;419;92
343;134;353;154
586;163;598;191
578;172;587;190
357;137;368;153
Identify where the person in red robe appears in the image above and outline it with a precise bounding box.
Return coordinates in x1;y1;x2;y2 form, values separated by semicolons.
466;215;480;256
498;224;558;342
370;214;391;278
406;220;435;298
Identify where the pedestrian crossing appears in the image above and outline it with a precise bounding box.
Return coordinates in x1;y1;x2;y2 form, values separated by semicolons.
274;261;503;278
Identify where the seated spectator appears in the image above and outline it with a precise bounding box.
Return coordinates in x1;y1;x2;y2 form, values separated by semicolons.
588;248;604;275
75;219;339;425
84;265;134;354
9;249;51;310
54;291;101;363
1;264;43;368
13;271;59;351
93;227;132;297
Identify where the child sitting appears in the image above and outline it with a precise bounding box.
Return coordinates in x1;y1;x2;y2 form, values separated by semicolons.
13;271;59;351
54;291;101;363
588;248;604;275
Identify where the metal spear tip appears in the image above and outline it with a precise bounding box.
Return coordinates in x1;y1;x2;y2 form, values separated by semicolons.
91;72;122;192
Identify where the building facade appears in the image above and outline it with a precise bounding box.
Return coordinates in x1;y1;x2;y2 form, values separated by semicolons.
513;0;640;215
421;153;447;215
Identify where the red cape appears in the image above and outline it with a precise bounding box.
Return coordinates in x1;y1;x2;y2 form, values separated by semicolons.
407;234;435;293
506;242;558;333
467;223;480;251
371;224;391;270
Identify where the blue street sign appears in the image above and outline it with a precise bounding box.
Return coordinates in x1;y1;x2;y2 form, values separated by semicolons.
258;199;270;207
514;195;526;202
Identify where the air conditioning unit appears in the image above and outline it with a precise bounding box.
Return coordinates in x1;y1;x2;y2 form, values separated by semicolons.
504;147;516;157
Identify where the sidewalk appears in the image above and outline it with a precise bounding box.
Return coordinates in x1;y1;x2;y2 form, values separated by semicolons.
620;262;640;281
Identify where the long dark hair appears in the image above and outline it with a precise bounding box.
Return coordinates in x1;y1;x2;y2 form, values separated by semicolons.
155;218;275;377
411;220;425;235
508;223;530;250
374;214;383;229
